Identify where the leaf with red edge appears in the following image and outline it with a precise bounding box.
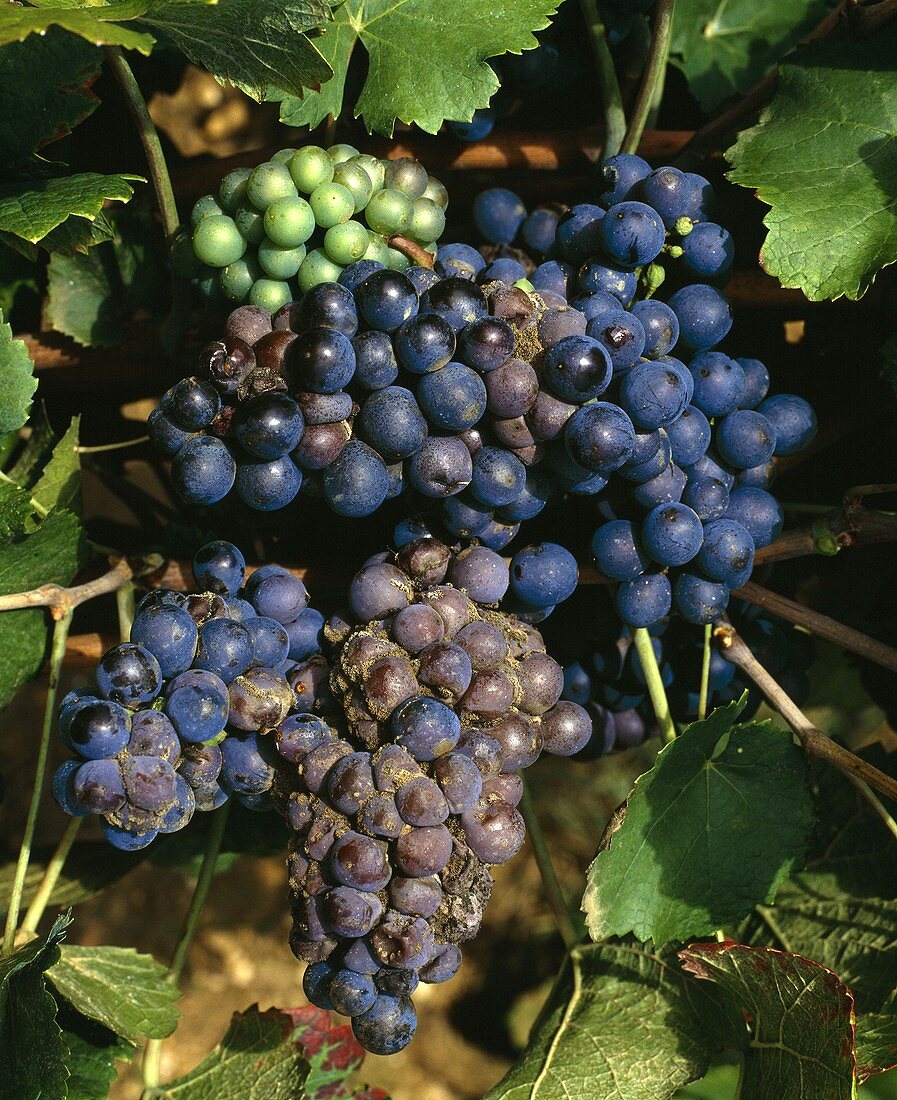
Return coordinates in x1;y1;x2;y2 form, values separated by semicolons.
288;1005;388;1099
680;942;856;1099
855;1012;897;1083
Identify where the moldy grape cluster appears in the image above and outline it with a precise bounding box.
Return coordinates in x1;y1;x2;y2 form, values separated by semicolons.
52;541;323;850
281;537;592;1055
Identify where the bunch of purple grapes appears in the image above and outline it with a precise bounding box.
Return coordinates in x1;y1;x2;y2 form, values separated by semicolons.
554;599;813;755
281;537;593;1055
51;541;324;850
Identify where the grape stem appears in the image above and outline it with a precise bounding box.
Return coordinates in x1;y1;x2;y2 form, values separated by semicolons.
116;581;136;642
714;625;897;803
141;802;230;1095
578;0;626;159
0;557;137;615
633;628;676;744
621;0;676;156
1;610;73;956
76;435;150;455
103;48;179;241
847;0;897;34
697;623;712;722
387;235;434;269
519;780;580;951
734;580;897;674
19;817;83;937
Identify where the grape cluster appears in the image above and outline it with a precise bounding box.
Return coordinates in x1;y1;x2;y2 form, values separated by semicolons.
556;602;813;756
186;147;447;312
280;537;592;1055
51;541;323;850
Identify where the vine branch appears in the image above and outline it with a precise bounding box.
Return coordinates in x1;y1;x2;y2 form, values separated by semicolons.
578;0;626;159
715;626;897;803
387;236;434;269
0;558;135;617
621;0;675;155
734;581;897;674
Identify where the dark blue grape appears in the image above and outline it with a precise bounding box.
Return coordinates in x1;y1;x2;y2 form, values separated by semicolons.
577;260;637;303
192;540;246;596
130;605;198;678
287;327;356;393
352;330;399;390
394;313;455;374
284;607;324;661
102;822;157;850
520;207;560;253
600;153;651;206
618;361;689;431
295;281;358;335
591;519;650;579
470;446;526;507
682;476;729;522
421;276;488;330
52;760;90;816
356;386;427;460
640;166;698;227
564;402;635;473
234;392;304;459
543;334;612;402
165;669;229;743
194;617;254;682
673;573;729;624
219;731;276;794
715;410;777;469
641;503;703;567
166;376;221;430
171;436;236;505
406;437;472;498
667;284;732;350
586;310;646;374
689;352;746;417
614;573;672;627
356;270;419;332
339;259;386;294
757;394;817;456
434;242;486;281
555;204;605;264
665;406;711;467
697;519;755;587
633;462;686;508
352;994;417;1055
473;187;526;244
509;542;578;608
724;487;784;547
74;759;126;813
96;643;161;707
530;260;574;299
631;299;679;358
417;362;487;431
147;404;198;457
235;456;303;510
599;201;665;267
456;317;515;372
681;222;734;279
127;710;180;763
736;358;770;409
322;441;390;516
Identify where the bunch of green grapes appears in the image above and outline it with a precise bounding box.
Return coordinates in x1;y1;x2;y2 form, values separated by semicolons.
187;145;449;313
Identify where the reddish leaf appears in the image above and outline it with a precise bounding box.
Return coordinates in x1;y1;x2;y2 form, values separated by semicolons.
287;1005;388;1100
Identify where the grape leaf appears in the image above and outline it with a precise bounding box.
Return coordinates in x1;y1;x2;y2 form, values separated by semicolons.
670;0;829;113
0;912;71;1100
0;170;141;252
0;243;40;320
63;1025;134;1100
0;30;101;164
746;879;897;1013
159;1005;310;1099
856;1013;897;1083
0;480;34;539
727;36;897;301
45;209;164;347
680;942;856;1099
0;0;154;53
0;508;85;709
582;700;813;946
0;310;37;436
0;841;149;918
32;417;81;516
288;1005;387;1100
485;941;723;1100
6;404;55;485
138;0;333;101
275;0;559;136
48;944;179;1043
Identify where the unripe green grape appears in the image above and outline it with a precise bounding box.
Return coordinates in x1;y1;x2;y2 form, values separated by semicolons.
219;168;251;212
350;154;385;194
297;247;343;291
309;182;354;229
191;193;224;228
258;238;307;279
263;195;315;247
171;229;205;277
365;188;413;235
271;147;296;165
384;157;428;199
332;162;373;212
423;242;438;256
249;278;293;312
192;214;246;267
409;197;445;243
363;231;390;265
219;255;262;303
386;246;411;271
327;143;359;165
289;145;333;193
234;204;266;245
246;161;297;210
423;176;449;210
324;220;370;265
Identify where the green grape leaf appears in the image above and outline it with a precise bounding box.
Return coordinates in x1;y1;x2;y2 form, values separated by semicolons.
855;1013;897;1083
0;0;154;53
48;944;179;1043
746;879;897;1013
0;508;85;709
582;700;813;946
485;941;723;1100
276;0;559;136
159;1005;310;1099
0;479;34;539
0;30;101;164
0;840;149;918
727;36;897;301
0;244;40;320
45;210;164;347
0;912;71;1100
0;311;37;436
32;416;81;516
6;404;56;487
0;169;141;253
139;0;333;102
680;942;856;1099
61;1007;135;1100
670;0;829;113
